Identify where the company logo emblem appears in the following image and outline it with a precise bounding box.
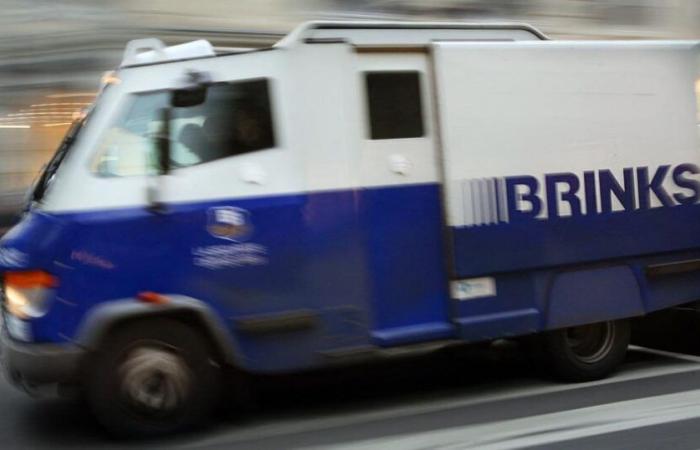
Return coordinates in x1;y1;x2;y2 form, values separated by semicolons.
207;207;252;241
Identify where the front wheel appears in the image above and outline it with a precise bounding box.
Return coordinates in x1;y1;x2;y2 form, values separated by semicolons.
85;319;222;437
540;319;630;382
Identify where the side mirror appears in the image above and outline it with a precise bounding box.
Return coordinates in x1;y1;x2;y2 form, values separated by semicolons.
148;70;210;213
171;86;206;108
171;70;210;107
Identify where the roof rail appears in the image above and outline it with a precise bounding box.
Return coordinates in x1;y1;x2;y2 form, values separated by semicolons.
275;20;548;47
120;38;216;68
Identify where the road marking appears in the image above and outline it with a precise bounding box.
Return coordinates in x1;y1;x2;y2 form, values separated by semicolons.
318;388;700;450
186;347;700;448
628;345;700;364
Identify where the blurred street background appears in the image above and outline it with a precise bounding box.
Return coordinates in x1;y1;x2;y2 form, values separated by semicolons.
0;0;699;225
0;2;699;448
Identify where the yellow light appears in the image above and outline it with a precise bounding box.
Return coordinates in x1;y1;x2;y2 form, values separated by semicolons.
0;124;30;129
5;286;30;319
47;93;96;98
7;112;74;117
42;123;72;127
3;271;57;319
21;108;80;112
0;118;60;123
101;71;121;86
30;102;91;107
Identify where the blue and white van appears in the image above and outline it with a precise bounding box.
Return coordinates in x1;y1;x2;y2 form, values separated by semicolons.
1;20;699;435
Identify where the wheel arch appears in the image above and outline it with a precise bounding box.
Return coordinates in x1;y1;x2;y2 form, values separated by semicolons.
74;296;242;368
545;264;645;330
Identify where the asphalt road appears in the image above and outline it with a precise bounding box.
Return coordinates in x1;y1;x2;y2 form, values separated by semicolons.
3;338;700;449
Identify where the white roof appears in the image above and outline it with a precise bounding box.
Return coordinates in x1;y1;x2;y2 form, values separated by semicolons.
119;20;548;68
275;20;548;47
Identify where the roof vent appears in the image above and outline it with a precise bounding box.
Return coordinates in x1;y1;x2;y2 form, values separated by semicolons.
121;39;216;68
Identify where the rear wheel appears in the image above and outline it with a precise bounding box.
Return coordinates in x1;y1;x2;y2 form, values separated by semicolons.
85;319;221;437
540;319;630;382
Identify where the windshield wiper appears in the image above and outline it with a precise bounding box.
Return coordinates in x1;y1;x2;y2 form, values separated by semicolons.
30;120;82;206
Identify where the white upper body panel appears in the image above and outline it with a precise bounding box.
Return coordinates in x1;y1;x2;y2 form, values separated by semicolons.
38;22;699;218
43;49;300;212
434;40;700;226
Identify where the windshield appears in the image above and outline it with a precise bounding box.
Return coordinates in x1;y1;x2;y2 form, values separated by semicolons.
29;113;88;205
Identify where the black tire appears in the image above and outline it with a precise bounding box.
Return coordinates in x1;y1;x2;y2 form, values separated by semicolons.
85;318;222;438
540;319;630;382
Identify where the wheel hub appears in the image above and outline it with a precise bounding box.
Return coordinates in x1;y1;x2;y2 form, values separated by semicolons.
565;322;616;364
118;346;191;414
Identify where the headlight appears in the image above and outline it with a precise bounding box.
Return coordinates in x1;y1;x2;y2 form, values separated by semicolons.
3;271;58;319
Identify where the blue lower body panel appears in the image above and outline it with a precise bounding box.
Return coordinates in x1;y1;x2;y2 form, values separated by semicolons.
4;182;700;373
449;202;700;339
0;183;453;372
452;203;700;277
451;250;700;342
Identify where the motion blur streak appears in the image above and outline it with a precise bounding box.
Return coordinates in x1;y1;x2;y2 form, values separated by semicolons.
0;0;698;444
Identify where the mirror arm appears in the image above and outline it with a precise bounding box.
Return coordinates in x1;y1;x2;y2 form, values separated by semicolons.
158;107;171;175
147;107;172;214
146;180;167;214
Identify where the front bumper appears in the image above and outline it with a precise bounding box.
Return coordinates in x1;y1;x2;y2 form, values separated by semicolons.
1;329;84;388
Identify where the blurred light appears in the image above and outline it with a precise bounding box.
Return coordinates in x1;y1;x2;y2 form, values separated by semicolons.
30;103;91;107
0;118;66;122
0;102;88;130
137;291;170;304
101;71;121;86
47;93;96;98
4;270;58;320
7;112;74;117
22;107;82;111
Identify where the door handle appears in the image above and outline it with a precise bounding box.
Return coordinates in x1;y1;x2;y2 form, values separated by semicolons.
239;163;267;185
389;154;412;176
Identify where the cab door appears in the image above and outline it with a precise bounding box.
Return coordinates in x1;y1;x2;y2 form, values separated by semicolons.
353;49;453;345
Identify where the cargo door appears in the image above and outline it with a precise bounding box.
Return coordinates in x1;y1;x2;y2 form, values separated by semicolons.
353;48;453;346
355;50;440;188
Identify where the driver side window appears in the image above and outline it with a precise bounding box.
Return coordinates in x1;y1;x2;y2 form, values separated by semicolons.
93;78;276;177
